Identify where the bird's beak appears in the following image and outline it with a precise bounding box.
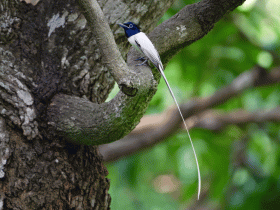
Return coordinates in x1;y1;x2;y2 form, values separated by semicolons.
118;23;128;28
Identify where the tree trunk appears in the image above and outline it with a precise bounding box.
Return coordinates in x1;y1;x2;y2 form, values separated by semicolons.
0;0;114;208
0;0;174;209
0;0;246;209
1;120;111;209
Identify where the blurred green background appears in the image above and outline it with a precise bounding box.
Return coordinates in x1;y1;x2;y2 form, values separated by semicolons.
106;0;280;209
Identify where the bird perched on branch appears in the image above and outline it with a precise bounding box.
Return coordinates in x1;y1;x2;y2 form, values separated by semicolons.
118;22;201;199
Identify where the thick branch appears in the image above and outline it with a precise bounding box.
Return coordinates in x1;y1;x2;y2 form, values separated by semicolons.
48;62;156;145
77;0;137;96
48;0;247;145
98;66;280;162
148;0;246;64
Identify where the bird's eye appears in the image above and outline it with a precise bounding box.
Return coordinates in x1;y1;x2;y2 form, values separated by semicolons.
129;24;133;28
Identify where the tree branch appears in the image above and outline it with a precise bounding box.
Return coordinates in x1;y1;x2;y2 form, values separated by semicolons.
47;0;247;145
191;108;280;130
98;66;280;162
47;62;156;145
99;108;280;162
77;0;138;96
148;0;246;64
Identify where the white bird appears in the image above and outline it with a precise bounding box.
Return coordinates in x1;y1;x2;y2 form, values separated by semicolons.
119;22;201;200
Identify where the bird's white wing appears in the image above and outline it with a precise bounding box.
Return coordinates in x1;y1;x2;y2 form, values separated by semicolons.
131;32;201;200
130;32;163;71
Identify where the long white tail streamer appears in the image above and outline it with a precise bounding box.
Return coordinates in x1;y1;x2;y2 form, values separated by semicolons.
129;31;201;199
158;65;201;200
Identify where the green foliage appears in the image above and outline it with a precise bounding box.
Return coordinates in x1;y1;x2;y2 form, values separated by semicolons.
107;0;280;209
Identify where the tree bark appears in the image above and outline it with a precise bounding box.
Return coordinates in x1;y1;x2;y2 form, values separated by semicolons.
0;0;245;209
0;0;175;208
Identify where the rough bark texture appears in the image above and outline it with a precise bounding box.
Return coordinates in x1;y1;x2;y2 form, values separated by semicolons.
0;0;175;209
0;0;245;209
47;0;246;145
3;131;111;209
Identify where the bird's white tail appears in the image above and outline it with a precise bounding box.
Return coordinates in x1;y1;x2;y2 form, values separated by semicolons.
158;65;201;200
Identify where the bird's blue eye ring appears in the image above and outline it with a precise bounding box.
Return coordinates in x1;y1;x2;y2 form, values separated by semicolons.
129;24;133;28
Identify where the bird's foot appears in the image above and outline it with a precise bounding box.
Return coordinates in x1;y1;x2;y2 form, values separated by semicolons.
136;59;148;66
134;57;146;61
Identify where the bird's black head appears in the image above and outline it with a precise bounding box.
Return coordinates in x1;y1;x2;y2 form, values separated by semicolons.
118;22;141;38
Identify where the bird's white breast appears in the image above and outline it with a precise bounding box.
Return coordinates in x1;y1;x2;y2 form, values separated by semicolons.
128;32;145;55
